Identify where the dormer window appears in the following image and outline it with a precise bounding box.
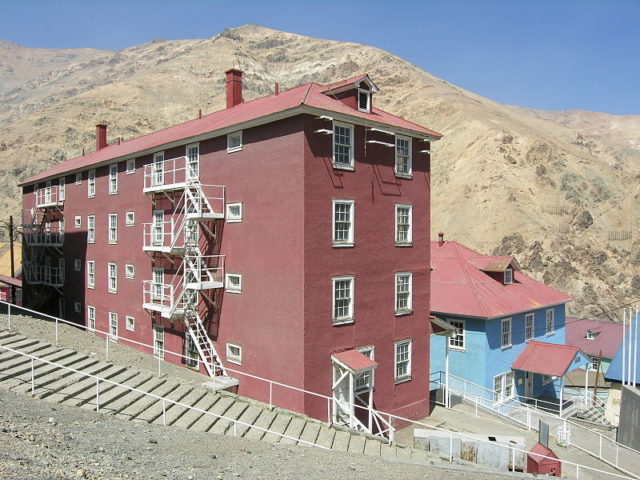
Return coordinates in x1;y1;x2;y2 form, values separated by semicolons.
504;268;513;285
358;88;371;113
585;330;598;340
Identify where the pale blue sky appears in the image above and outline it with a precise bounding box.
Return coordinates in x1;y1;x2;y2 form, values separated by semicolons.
1;0;638;114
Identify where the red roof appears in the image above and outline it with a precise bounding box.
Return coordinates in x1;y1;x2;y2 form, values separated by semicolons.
512;341;583;377
332;349;378;373
528;442;559;464
23;76;442;185
430;241;571;318
0;275;21;288
565;317;623;359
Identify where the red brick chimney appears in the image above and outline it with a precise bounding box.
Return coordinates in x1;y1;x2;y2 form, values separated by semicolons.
225;68;243;108
96;124;108;151
438;232;445;247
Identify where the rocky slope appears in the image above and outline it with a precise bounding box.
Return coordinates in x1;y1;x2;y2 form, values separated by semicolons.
0;25;638;318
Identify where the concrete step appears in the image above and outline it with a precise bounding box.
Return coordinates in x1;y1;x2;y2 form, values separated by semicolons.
32;358;102;398
347;433;366;454
242;409;277;441
233;405;264;437
133;385;194;424
81;372;153;413
192;396;235;433
298;422;322;446
59;367;136;408
173;392;220;430
280;417;307;445
331;430;352;452
0;337;41;352
364;438;382;457
261;413;292;443
107;377;167;415
315;426;337;449
0;348;77;388
12;353;95;395
116;380;181;421
39;362;116;401
154;388;208;427
0;342;60;367
210;400;249;435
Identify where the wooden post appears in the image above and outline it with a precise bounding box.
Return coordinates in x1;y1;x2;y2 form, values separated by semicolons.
9;215;15;304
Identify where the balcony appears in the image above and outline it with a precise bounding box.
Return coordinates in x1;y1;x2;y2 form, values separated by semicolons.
23;232;64;247
25;264;65;287
35;186;64;209
143;155;192;193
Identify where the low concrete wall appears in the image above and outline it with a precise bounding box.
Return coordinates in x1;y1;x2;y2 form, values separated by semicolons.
617;386;640;451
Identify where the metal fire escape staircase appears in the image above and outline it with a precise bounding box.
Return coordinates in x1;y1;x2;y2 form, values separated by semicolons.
142;157;236;390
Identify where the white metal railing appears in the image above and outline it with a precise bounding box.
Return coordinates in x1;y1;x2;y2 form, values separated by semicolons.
430;371;640;478
0;338;634;479
184;255;224;289
23;265;64;287
23;232;64;247
35;185;64;208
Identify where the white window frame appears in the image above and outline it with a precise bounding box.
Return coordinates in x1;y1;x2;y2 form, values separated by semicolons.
493;371;515;402
546;309;555;336
395;135;412;177
87;305;95;331
332;121;354;169
226;343;243;365
87;260;95;289
332;275;354;325
186;143;200;179
125;315;135;332
108;163;118;194
501;317;512;349
504;268;513;285
225;202;243;223
394;339;412;383
125;264;135;279
152;210;164;246
88;169;96;197
153;325;165;359
108;213;117;244
87;215;95;243
74;259;81;272
332;199;354;247
108;262;117;294
395;204;413;245
184;334;198;367
394;272;412;315
152;152;165;186
357;88;371;113
74;215;82;229
152;268;164;301
74;301;81;313
525;313;535;341
125;211;135;226
109;312;118;341
126;158;135;174
590;356;601;372
59;177;65;201
355;346;375;391
448;319;465;351
59;218;64;235
75;172;82;184
225;273;242;294
227;131;243;153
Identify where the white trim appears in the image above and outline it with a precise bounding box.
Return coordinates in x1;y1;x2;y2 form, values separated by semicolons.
107;262;117;294
74;215;82;229
501;317;512;349
108;163;118;194
357;88;371;113
186;142;200;179
395;135;412;177
395;204;412;246
332;275;355;325
108;312;118;341
394;271;413;315
86;260;95;289
227;131;243;153
355;345;375;391
87;215;95;243
87;169;96;197
332;199;354;247
125;315;135;332
448;319;466;351
75;172;82;185
225;202;243;223
493;371;515;402
525;313;535;341
546;309;555;336
504;268;513;285
153;324;165;359
394;339;412;383
108;213;117;244
125;264;135;279
226;343;243;365
125;211;135;226
126;158;135;174
87;305;95;331
225;273;242;294
332;121;354;169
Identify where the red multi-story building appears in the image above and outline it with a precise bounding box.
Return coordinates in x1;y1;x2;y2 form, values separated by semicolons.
20;70;442;434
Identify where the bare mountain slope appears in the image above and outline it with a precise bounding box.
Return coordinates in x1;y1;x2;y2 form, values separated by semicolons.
0;25;638;317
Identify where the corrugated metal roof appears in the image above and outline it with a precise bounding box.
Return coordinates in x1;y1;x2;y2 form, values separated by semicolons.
512;341;584;377
0;274;21;288
431;240;572;318
23;77;442;186
605;318;640;383
565;317;623;359
332;349;378;373
469;256;521;273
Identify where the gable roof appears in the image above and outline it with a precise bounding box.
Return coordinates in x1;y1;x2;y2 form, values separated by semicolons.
468;255;521;273
430;240;571;318
332;349;378;373
22;76;441;186
512;341;588;377
321;74;379;94
565;317;623;359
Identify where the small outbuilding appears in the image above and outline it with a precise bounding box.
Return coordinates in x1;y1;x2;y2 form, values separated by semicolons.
526;442;561;476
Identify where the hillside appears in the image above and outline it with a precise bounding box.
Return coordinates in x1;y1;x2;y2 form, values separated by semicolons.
0;25;638;318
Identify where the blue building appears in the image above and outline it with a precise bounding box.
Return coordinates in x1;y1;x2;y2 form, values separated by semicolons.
605;310;640;386
430;237;587;407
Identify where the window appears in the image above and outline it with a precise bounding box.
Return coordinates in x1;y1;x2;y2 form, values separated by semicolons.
59;177;65;202
153;325;165;359
59;218;64;234
109;164;118;194
152;268;164;301
108;214;117;243
501;318;512;349
109;312;118;341
504;268;513;285
88;169;96;197
357;89;370;113
225;273;242;294
332;199;354;246
87;215;95;243
74;215;82;229
75;172;82;184
395;272;412;314
525;313;535;341
126;316;135;332
153;152;164;186
87;306;95;331
108;262;117;293
58;297;65;319
332;276;354;324
152;210;164;246
590;356;601;372
394;339;412;382
184;334;198;367
74;301;81;313
546;309;555;335
333;122;354;168
355;346;374;391
226;202;243;223
395;204;412;245
125;264;135;279
126;159;135;174
448;320;465;350
395;136;412;176
186;143;199;179
87;261;95;288
226;343;242;364
493;372;514;402
125;211;135;226
227;131;242;153
74;259;81;272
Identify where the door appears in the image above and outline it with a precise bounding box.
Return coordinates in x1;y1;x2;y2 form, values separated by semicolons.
524;371;534;399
